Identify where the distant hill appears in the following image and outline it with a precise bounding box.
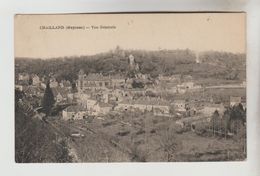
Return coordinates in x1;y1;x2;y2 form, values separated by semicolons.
15;48;246;82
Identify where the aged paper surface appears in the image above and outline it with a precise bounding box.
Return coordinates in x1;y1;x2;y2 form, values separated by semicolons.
14;13;246;162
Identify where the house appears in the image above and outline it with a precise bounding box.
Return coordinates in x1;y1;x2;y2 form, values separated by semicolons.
17;73;30;85
67;93;77;103
123;88;146;98
60;80;71;88
163;82;178;93
15;85;23;91
62;105;87;120
158;74;181;83
40;83;46;88
32;74;41;86
50;78;59;88
230;96;242;107
182;75;193;81
52;87;68;103
86;99;100;116
115;97;170;114
18;73;30;81
78;70;111;92
176;115;210;129
136;73;149;80
108;89;124;102
176;81;202;94
199;103;225;116
173;100;186;112
111;75;125;88
23;86;44;97
77;91;92;106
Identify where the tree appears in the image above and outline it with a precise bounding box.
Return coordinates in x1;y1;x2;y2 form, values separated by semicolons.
42;81;55;116
211;110;220;136
71;81;77;93
28;77;33;85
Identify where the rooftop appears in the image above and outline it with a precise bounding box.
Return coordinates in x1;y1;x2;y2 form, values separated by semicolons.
66;105;86;112
52;87;69;97
119;97;169;106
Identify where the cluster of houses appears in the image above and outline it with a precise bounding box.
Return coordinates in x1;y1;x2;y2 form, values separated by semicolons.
175;95;246;133
15;54;246;123
15;72;75;105
62;54;204;120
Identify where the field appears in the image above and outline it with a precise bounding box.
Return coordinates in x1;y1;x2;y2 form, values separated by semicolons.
51;109;246;162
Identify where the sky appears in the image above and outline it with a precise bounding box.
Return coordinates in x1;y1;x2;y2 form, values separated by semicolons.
15;13;246;59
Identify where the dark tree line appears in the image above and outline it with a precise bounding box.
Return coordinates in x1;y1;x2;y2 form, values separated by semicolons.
15;48;246;82
42;82;55;116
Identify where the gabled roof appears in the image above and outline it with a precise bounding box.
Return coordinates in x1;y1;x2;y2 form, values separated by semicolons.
84;73;109;81
52;87;68;97
23;85;44;94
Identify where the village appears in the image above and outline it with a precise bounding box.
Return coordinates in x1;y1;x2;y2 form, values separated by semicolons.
15;54;247;161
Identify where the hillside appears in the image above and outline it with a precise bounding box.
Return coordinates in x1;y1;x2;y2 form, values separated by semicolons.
15;48;246;82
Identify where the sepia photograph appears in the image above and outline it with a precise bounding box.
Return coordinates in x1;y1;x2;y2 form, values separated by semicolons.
14;13;246;163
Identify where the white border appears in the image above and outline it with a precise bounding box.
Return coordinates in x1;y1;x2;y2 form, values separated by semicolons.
0;0;259;176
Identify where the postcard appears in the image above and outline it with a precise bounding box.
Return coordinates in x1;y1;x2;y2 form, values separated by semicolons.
14;13;246;162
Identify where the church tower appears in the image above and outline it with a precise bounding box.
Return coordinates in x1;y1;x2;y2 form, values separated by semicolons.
129;54;135;69
78;69;85;93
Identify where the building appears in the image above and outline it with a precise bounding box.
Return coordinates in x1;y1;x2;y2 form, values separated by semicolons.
199;103;225;116
77;91;91;106
78;70;128;92
50;78;59;88
176;115;210;129
84;98;113;116
67;93;77;103
15;85;23;91
18;73;30;81
40;83;46;89
78;70;111;92
86;99;100;116
23;86;44;97
52;87;68;103
158;74;181;83
115;97;170;114
111;75;125;88
60;80;71;89
62;105;87;120
230;96;242;107
123;88;146;98
32;74;41;86
129;54;135;69
173;100;186;112
176;81;202;94
17;73;30;85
